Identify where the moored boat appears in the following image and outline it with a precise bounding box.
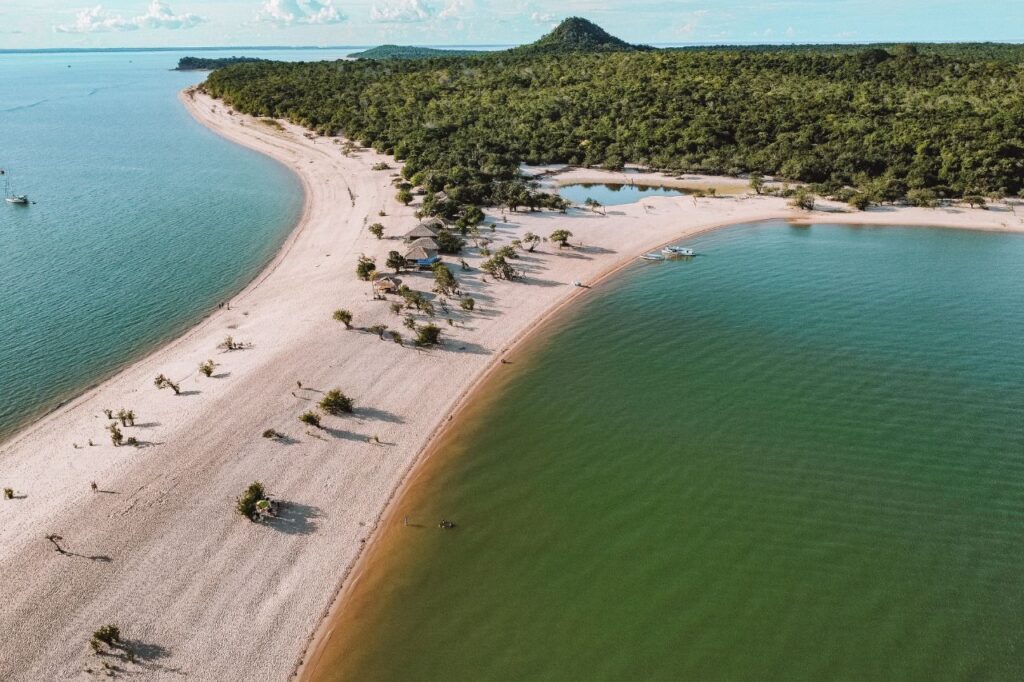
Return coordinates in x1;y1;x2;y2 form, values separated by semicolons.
662;245;695;256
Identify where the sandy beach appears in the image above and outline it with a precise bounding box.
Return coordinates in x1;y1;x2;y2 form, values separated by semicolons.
1;89;1021;681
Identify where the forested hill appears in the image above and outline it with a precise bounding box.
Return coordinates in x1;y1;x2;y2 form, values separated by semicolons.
347;45;486;60
203;23;1024;214
175;56;265;71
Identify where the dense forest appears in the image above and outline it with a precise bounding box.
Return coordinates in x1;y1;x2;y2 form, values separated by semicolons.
203;19;1024;215
347;45;485;60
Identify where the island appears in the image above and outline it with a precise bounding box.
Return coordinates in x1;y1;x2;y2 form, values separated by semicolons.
174;56;266;71
347;44;486;60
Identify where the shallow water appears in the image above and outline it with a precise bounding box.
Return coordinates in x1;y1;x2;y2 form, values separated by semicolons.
314;222;1024;681
0;49;351;437
558;182;685;206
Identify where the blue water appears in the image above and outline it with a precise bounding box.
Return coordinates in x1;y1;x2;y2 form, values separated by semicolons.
558;183;685;206
0;49;346;438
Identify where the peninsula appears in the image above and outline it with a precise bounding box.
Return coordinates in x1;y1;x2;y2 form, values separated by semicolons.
1;18;1023;682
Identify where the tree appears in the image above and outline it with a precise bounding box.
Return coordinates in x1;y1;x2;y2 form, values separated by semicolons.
432;262;459;296
749;174;764;195
299;411;322;428
522;232;541;252
386;250;405;273
481;254;519;281
356;255;376;281
963;195;987;209
320;389;355;415
333;309;353;328
415;323;442;347
368;222;385;239
549;229;573;247
116;409;135;426
434;229;466;254
154;374;180;395
199;360;215;377
396;188;413;205
907;188;938;208
847;193;871;211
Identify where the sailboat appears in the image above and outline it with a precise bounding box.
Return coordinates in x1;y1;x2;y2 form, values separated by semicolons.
2;169;29;205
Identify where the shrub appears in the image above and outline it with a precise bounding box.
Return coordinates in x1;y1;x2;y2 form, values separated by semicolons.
320;389;355;415
372;161;390;171
3;488;13;500
93;625;121;647
116;409;135;426
199;360;215;377
391;331;403;345
396;188;413;205
390;302;404;315
460;296;475;311
789;189;816;211
107;423;124;447
154;374;180;395
299;411;322;428
236;482;267;521
368;223;385;239
434;229;466;254
415;323;442;347
333;309;353;328
848;193;871;211
125;436;139;447
262;429;281;439
368;324;388;339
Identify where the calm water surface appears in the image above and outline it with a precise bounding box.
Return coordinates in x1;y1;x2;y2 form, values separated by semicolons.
0;49;351;437
559;182;684;206
317;222;1024;681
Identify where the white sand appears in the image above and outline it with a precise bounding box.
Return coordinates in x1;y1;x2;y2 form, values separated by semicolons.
1;90;1020;681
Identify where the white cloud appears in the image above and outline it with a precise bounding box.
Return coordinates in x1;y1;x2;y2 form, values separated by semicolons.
530;11;556;24
55;1;204;33
257;0;347;26
438;0;468;21
370;0;433;23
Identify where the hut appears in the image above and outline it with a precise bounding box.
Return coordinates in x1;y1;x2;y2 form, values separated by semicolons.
372;275;403;295
407;236;440;252
405;245;440;269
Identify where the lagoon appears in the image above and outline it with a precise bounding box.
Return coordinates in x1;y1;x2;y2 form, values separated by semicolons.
313;221;1024;681
558;182;685;206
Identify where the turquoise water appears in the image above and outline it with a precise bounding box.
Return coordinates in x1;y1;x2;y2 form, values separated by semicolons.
559;182;684;206
0;50;349;437
316;222;1024;681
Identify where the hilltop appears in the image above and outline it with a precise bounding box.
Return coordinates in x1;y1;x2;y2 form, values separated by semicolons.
511;17;651;54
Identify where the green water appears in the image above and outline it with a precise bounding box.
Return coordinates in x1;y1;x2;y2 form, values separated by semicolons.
325;222;1024;681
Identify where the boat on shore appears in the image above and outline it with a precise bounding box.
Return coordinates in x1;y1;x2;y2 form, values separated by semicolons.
640;252;665;261
662;245;694;256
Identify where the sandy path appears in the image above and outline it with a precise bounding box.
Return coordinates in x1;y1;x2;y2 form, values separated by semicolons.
1;90;1020;681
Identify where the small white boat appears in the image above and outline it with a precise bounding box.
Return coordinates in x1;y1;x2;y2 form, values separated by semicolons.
2;170;29;205
640;252;665;261
662;245;694;256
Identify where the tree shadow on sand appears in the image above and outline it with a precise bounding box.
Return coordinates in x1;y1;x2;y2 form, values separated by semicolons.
265;502;322;535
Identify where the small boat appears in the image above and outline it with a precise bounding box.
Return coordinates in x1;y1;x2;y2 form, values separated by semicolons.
662;245;695;256
2;170;29;205
640;252;665;261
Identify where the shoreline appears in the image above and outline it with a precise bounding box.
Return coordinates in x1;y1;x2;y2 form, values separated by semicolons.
2;87;1021;682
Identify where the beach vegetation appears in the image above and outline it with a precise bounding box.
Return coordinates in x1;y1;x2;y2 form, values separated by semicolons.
153;374;180;395
320;389;355;415
480;254;519;281
549;229;573;247
299;411;322;428
116;409;136;427
415;323;443;347
432;262;459;296
220;335;244;351
236;482;268;521
749;174;765;195
386;250;405;273
333;309;354;328
3;488;13;500
107;423;124;447
522;232;541;252
262;428;282;439
391;331;403;345
368;324;388;339
434;229;466;254
199;360;216;377
372;161;391;170
848;193;871;211
789;189;816;211
92;625;121;648
390;302;404;315
396;188;413;205
356;256;377;281
368;222;385;239
907;188;939;208
963;195;987;209
460;296;475;311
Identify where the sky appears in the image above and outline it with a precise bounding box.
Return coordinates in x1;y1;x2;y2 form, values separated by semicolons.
0;0;1021;50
